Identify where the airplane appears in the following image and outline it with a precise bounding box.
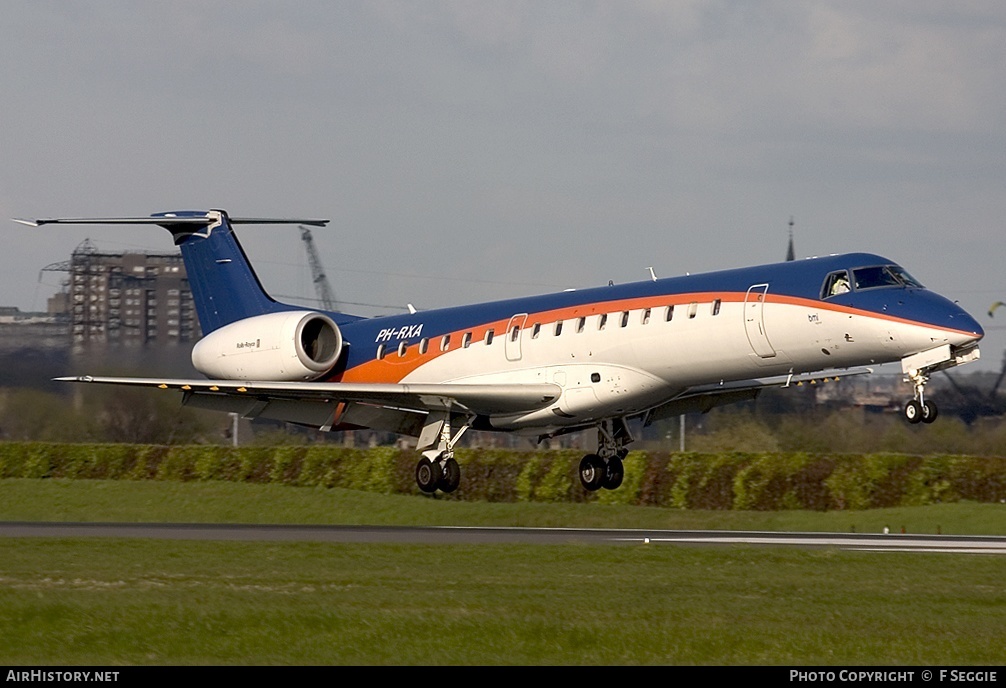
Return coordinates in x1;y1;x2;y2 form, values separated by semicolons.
14;210;984;494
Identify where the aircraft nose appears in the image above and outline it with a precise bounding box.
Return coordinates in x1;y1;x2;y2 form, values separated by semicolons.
960;311;984;341
915;290;984;346
948;306;984;345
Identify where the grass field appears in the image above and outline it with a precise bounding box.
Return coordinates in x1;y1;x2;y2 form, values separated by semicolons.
1;479;1004;665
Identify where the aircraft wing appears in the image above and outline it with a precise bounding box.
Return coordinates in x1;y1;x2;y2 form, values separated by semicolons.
643;367;873;423
58;367;868;436
55;376;562;434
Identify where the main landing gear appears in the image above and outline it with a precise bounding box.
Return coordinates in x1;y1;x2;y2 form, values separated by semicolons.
578;419;632;492
415;452;461;494
414;410;471;494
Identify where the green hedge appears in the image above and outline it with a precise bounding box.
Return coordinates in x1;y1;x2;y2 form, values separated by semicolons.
0;442;1004;510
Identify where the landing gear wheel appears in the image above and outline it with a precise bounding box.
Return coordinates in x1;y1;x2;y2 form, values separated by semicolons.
602;455;624;490
415;457;443;494
921;400;938;424
438;457;461;493
904;400;923;424
579;454;606;492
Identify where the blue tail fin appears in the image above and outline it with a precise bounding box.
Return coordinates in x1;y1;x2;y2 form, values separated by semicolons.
152;210;330;334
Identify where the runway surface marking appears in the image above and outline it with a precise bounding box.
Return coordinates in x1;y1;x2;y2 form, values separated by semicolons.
1;522;1005;553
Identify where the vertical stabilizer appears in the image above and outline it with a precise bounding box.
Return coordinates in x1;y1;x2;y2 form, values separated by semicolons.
153;210;300;333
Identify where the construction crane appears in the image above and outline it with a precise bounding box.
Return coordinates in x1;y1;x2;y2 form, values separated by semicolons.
38;237;97;280
299;225;338;311
940;348;1006;423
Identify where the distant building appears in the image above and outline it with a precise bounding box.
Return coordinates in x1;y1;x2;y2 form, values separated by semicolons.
0;243;206;383
0;307;67;355
64;244;201;351
813;374;909;413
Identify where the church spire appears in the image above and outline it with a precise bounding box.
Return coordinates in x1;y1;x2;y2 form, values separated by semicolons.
786;216;796;261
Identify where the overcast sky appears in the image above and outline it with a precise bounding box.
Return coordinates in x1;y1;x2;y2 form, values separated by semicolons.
2;2;1004;370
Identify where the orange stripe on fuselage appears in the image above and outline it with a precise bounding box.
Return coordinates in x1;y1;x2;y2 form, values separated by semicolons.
328;290;974;384
336;315;514;383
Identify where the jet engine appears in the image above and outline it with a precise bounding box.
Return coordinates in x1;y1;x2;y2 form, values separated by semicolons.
191;311;343;381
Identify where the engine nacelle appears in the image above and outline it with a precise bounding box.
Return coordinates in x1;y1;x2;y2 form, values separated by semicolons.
191;311;343;381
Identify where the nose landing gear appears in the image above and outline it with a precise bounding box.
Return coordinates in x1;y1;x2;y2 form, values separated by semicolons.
904;397;938;424
900;344;980;425
904;366;938;425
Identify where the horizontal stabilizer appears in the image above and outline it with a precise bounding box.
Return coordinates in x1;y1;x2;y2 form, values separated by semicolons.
13;214;328;228
15;209;337;332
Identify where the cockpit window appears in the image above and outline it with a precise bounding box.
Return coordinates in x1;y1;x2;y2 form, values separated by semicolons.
887;265;924;288
852;265;924;291
821;271;851;299
853;266;900;290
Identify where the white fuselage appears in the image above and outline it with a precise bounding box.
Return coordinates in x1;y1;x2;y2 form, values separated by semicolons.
387;295;968;433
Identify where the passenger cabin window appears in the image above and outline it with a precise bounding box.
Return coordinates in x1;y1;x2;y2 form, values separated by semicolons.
598;313;607;330
554;321;563;336
397;341;407;357
509;325;520;342
642;308;651;325
711;299;721;316
531;323;541;339
462;332;472;348
440;334;451;351
485;329;495;345
665;305;674;322
688;302;697;319
376;343;386;359
419;338;429;355
576;317;586;333
620;311;629;327
821;270;852;298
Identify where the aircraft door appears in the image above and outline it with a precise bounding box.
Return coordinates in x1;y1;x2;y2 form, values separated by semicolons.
505;313;528;361
744;284;777;358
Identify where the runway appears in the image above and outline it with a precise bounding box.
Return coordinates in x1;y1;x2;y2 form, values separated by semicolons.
2;522;1005;553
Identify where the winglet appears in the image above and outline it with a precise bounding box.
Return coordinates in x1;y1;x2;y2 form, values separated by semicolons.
12;218;41;227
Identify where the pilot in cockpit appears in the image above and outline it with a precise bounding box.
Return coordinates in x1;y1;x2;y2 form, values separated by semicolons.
830;275;850;295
